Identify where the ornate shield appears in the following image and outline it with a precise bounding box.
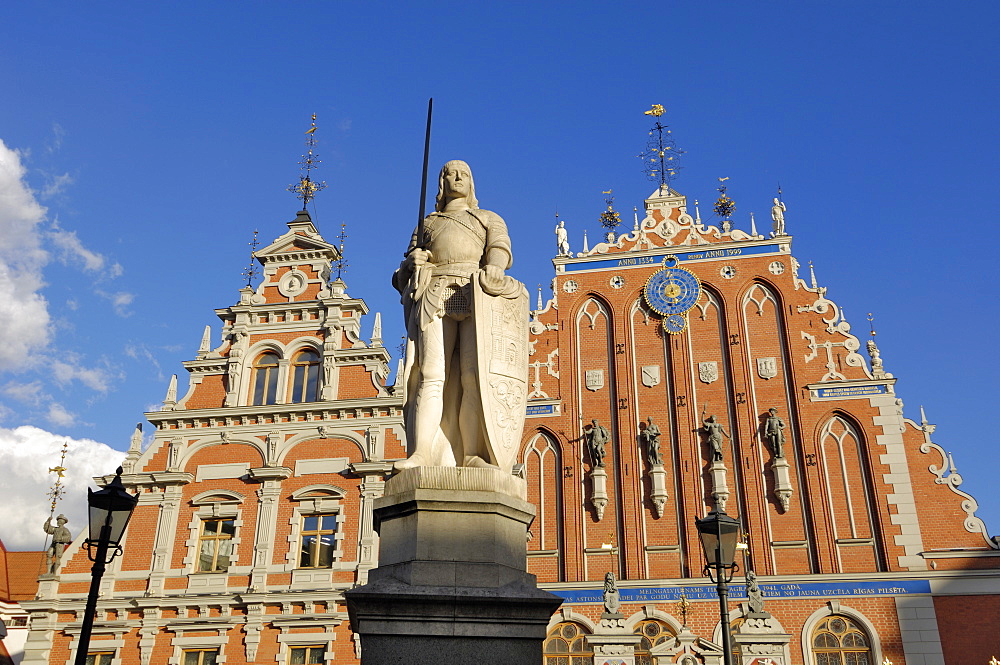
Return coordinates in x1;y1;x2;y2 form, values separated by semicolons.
473;279;530;473
641;365;660;387
698;361;718;384
586;370;605;391
757;357;778;380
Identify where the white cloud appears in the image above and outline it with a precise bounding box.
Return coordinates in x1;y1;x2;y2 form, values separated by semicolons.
51;355;117;393
95;289;135;317
40;172;74;200
46;123;65;155
2;381;44;403
50;221;106;273
46;402;76;427
0;425;124;550
125;343;164;381
0;140;50;371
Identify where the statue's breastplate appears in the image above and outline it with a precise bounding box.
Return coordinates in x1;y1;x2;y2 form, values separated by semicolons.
427;213;486;266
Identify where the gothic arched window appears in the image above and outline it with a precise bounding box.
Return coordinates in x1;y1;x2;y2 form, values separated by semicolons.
812;615;872;665
543;622;592;665
251;352;280;405
291;349;321;403
633;619;677;665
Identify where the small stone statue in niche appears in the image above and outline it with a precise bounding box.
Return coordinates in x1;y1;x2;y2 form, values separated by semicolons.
639;416;663;467
586;419;610;468
602;571;622;616
702;414;730;462
555;219;570;256
42;514;72;575
764;407;786;459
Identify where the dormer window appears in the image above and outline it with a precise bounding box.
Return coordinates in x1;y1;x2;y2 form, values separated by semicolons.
252;352;280;405
291;349;321;403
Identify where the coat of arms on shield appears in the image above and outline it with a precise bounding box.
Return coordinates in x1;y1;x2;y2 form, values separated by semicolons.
698;361;718;384
641;365;660;387
757;357;778;380
585;369;604;391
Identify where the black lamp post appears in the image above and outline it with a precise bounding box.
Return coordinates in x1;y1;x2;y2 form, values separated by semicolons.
74;467;138;665
694;509;742;665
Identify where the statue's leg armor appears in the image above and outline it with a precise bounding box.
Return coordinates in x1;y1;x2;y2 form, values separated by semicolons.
456;318;486;464
399;316;448;468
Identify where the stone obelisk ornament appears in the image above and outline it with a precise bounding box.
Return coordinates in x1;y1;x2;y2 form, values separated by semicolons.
393;159;529;473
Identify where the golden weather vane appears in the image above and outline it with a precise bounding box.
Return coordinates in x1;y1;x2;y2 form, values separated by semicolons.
241;229;260;287
676;593;692;626
46;441;69;519
287;113;328;209
639;104;683;189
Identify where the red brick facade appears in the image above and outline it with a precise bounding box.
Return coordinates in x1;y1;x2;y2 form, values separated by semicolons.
18;190;1000;665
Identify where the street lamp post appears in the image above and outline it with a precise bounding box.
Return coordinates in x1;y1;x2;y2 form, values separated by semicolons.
695;509;742;665
74;467;138;665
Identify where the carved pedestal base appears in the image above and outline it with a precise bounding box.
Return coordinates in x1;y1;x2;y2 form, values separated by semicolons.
709;459;730;512
591;466;609;520
649;464;668;518
344;467;563;665
771;457;793;512
732;610;792;664
587;614;642;665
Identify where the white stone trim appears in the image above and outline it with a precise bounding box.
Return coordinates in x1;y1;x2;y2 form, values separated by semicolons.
800;602;883;665
275;632;338;665
168;632;230;665
894;595;945;665
868;394;927;570
182;501;245;577
284;492;348;575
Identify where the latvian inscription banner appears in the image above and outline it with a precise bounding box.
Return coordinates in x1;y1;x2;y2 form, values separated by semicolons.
551;579;931;604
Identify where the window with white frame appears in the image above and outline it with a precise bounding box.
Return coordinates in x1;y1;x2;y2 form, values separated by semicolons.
290;349;321;403
812;615;872;665
85;653;115;665
197;518;235;572
288;645;325;665
182;649;219;665
252;352;281;405
299;513;337;568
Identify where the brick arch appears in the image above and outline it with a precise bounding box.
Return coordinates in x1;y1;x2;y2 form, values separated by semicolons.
278;432;366;467
523;429;565;580
814;411;885;572
574;293;614;330
180;438;265;472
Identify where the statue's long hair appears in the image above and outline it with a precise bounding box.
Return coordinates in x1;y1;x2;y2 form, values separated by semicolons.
435;160;479;212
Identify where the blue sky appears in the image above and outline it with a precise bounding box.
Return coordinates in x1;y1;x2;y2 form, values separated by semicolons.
1;2;998;548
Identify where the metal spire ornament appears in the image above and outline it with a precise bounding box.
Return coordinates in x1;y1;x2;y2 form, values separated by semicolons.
241;229;260;287
46;441;69;521
334;222;349;280
287;113;328;209
638;104;685;191
713;177;736;230
599;189;623;241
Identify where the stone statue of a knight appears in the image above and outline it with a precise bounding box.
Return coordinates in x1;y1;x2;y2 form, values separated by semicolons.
392;160;529;472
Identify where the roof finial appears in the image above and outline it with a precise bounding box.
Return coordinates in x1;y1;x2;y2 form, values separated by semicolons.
750;212;758;237
633;206;640;232
808;261;818;289
536;284;543;310
865;312;887;378
241;229;260;287
694;200;701;225
335;222;349;280
639;104;684;192
713;177;736;232
599;190;622;242
45;440;69;522
287;113;328;209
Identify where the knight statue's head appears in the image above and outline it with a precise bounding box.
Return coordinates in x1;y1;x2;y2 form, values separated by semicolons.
436;160;479;212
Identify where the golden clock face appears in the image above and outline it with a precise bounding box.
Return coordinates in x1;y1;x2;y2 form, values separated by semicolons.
663;283;682;299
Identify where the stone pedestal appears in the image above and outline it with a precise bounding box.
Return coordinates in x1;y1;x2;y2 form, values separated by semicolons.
648;464;668;518
345;467;563;665
709;459;730;512
591;466;609;520
771;457;793;512
588;613;642;665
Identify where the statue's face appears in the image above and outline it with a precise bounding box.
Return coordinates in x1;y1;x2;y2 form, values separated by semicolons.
442;164;471;200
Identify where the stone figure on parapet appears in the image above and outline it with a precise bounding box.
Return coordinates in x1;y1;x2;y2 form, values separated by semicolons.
43;514;72;574
746;569;767;615
702;414;730;462
639;416;663;467
393;160;530;473
586;419;610;468
764;407;786;458
602;571;622;617
771;198;786;236
555;219;570;256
